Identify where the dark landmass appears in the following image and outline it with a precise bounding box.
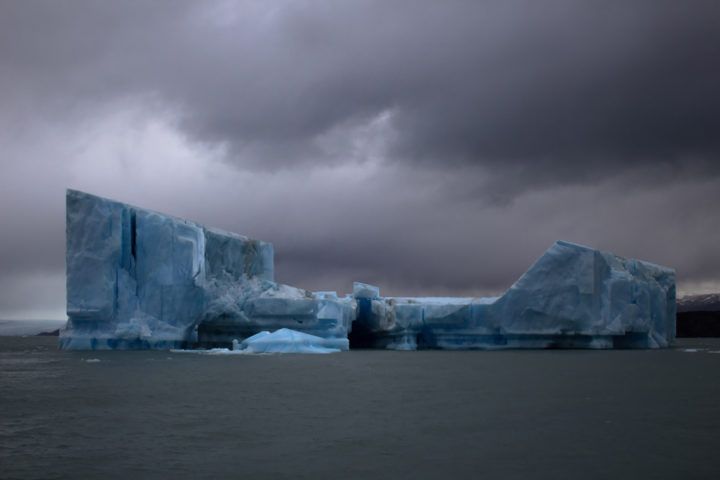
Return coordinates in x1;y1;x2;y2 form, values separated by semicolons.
677;311;720;337
36;329;60;336
0;319;65;336
676;293;720;337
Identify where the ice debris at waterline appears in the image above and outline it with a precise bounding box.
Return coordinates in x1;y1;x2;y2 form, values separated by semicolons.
60;190;676;351
238;329;348;353
172;329;347;355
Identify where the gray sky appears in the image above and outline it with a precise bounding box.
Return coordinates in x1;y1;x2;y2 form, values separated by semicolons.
1;0;719;319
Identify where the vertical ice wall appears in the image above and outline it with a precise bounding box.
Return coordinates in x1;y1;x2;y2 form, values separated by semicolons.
61;190;352;350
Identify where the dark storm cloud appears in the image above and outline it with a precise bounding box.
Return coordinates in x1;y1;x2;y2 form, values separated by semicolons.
2;0;719;183
1;1;719;317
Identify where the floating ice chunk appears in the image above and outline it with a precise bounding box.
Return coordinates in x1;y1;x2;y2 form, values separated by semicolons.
237;328;348;354
172;330;347;354
170;348;238;355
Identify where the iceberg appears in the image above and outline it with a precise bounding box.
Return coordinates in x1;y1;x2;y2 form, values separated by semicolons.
350;241;676;350
61;190;676;351
60;190;353;350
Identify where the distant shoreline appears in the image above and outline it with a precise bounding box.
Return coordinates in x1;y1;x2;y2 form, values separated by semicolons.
0;319;65;336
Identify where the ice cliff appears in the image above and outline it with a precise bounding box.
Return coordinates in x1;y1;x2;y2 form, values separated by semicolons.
60;190;353;350
60;190;675;350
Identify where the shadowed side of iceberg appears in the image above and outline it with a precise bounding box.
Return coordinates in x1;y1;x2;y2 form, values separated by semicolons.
237;328;348;353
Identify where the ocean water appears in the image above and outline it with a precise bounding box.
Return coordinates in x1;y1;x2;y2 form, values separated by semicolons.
2;336;720;479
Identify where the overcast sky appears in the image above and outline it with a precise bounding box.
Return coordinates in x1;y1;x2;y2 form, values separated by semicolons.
1;0;719;319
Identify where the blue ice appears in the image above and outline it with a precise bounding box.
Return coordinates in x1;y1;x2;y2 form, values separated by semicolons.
350;241;676;350
60;190;353;350
235;328;348;353
61;190;676;351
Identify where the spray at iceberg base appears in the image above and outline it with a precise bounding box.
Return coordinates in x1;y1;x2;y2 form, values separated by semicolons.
60;190;676;352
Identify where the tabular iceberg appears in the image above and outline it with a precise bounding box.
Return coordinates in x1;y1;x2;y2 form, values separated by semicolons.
60;190;675;350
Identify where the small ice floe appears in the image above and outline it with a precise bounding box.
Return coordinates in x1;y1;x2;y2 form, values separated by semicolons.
681;348;702;353
171;328;348;355
707;350;720;354
84;358;101;363
238;329;348;354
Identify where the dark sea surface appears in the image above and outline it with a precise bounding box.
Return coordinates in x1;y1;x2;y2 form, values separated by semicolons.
1;336;720;480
